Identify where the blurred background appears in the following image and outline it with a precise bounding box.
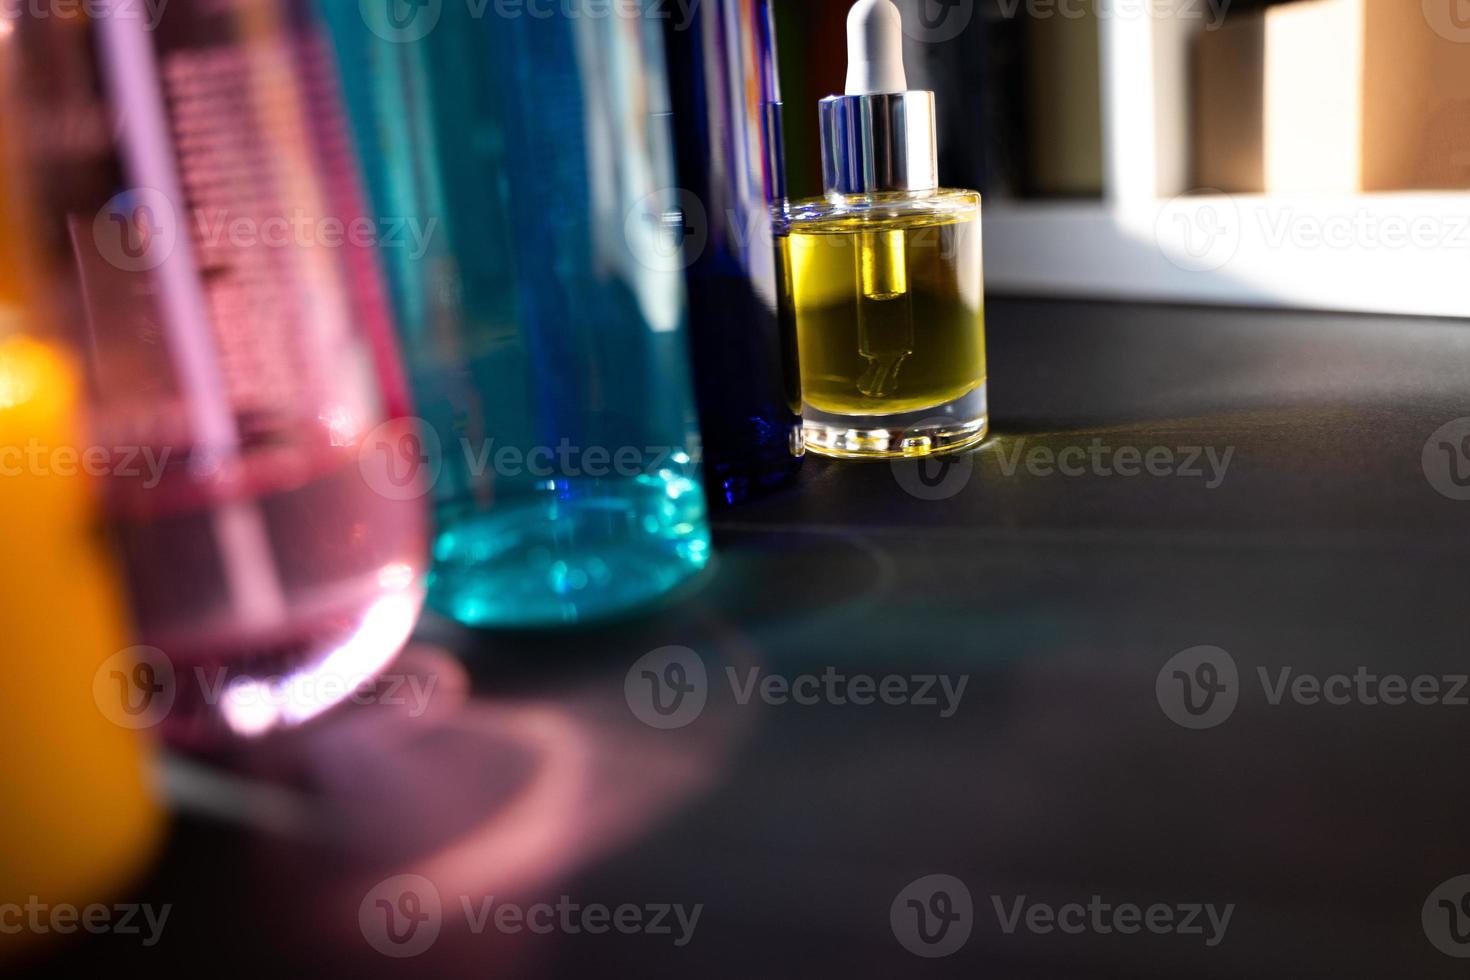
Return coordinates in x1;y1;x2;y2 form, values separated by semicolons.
782;0;1470;316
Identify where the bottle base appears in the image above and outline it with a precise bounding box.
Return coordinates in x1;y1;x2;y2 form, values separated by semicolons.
153;567;426;748
705;428;805;507
428;475;711;629
802;383;989;459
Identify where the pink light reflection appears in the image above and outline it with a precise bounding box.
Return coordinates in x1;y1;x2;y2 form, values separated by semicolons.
219;570;424;736
416;704;594;898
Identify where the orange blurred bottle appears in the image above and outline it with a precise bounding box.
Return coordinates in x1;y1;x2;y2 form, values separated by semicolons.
0;76;164;958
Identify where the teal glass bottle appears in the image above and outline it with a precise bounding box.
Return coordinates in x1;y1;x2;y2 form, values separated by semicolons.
321;2;710;627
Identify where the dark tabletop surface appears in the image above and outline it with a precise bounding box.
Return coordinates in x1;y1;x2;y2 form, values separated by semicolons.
24;298;1470;979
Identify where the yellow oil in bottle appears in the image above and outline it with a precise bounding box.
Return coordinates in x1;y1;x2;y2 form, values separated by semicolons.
780;202;986;420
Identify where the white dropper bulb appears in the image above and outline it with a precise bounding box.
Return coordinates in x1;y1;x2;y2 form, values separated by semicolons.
844;0;908;96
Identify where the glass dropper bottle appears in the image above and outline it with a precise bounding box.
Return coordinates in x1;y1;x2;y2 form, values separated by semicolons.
778;0;988;458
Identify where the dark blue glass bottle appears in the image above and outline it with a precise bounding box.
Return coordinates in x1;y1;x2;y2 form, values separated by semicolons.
662;0;804;507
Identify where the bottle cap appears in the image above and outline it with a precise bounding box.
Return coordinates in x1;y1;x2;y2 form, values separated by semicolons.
819;0;938;196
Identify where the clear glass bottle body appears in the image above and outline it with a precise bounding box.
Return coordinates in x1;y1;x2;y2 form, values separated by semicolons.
3;4;427;745
322;2;711;627
779;189;988;458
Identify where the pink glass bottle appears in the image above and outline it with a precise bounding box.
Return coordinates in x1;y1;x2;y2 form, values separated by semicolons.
2;3;427;746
